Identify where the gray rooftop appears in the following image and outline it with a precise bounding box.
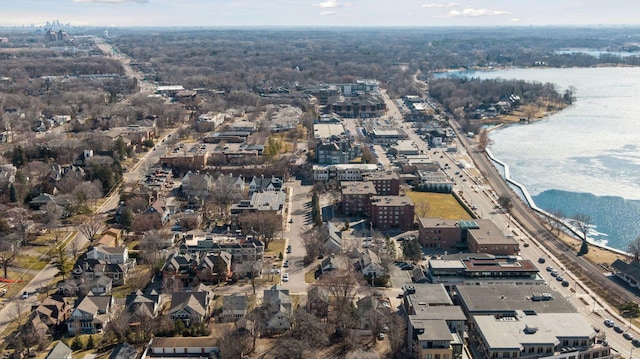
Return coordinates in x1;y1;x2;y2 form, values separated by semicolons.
474;312;595;350
456;284;576;315
406;283;452;306
412;318;455;342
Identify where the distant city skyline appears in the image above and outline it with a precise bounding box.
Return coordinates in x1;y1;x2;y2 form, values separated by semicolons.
3;0;640;28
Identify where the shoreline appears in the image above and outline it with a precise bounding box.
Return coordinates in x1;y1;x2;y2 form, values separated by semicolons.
485;147;632;262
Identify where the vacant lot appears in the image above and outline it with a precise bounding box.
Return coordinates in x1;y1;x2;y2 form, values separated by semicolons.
407;191;472;220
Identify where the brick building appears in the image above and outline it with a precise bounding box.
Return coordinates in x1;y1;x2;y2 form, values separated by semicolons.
370;195;415;231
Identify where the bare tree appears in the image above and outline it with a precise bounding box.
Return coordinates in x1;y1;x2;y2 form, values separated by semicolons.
628;235;640;262
475;128;493;152
216;328;251;359
0;234;20;279
68;235;83;259
498;195;514;227
78;217;102;245
319;270;359;337
301;226;324;264
238;212;282;250
573;213;591;255
415;200;431;219
547;209;565;235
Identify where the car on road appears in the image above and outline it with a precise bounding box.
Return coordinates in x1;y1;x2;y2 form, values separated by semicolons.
282;273;289;282
538;257;546;263
286;245;292;254
614;326;624;333
562;280;570;287
604;319;615;327
546;266;554;272
633;338;640;347
21;291;31;299
624;332;634;340
283;260;289;268
556;276;564;282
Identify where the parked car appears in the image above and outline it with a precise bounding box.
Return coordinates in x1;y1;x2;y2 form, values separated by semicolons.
624;332;634;340
377;332;385;340
283;260;289;268
286;245;292;254
562;280;570;287
614;325;624;333
282;273;289;282
632;338;640;347
538;257;546;263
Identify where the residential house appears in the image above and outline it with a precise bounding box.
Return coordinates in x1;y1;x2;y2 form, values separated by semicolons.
195;252;232;284
320;222;342;255
319;253;339;273
67;295;114;335
306;286;329;319
72;257;128;287
46;342;72;359
181;171;213;199
360;248;386;277
229;190;286;226
31;296;70;335
58;276;113;297
611;259;640;289
87;246;129;264
315;136;361;165
0;164;17;190
248;175;283;194
96;227;123;247
125;290;161;323
147;337;218;358
356;295;392;331
168;290;211;327
142;199;170;227
221;293;248;322
263;285;292;331
161;253;195;288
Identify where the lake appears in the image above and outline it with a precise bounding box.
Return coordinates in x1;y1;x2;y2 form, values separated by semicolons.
447;67;640;251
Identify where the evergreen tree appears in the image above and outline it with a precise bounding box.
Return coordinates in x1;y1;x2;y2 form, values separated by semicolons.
86;335;95;349
71;336;84;351
9;184;17;202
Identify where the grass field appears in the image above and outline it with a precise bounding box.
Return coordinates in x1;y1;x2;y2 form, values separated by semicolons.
406;191;472;220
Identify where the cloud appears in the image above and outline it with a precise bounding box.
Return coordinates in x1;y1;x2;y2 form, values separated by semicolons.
510;18;521;22
421;2;459;8
321;11;338;16
314;0;340;8
73;0;148;3
443;7;511;17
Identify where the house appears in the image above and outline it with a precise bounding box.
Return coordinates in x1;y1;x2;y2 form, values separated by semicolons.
319;254;339;273
195;252;232;284
147;337;219;358
29;193;67;209
611;259;640;289
320;222;343;254
125;290;161;320
87;246;129;264
221;293;248;322
161;253;195;287
58;276;113;297
248;175;283;194
46;342;72;359
67;295;114;335
109;343;138;359
360;249;386;277
31;296;70;335
168;290;211;326
306;286;329;319
143;199;170;227
263;285;292;331
181;171;213;199
72;257;128;287
96;227;123;247
356;295;392;331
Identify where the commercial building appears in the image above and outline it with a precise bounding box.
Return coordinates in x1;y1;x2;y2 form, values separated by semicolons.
426;255;543;286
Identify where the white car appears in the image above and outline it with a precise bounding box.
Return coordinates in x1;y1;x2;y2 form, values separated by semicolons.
282;273;289;282
604;319;615;327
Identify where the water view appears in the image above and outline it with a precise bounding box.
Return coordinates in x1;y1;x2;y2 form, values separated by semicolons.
453;67;640;251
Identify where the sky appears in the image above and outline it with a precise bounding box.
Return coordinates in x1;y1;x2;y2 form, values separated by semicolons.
3;0;640;27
